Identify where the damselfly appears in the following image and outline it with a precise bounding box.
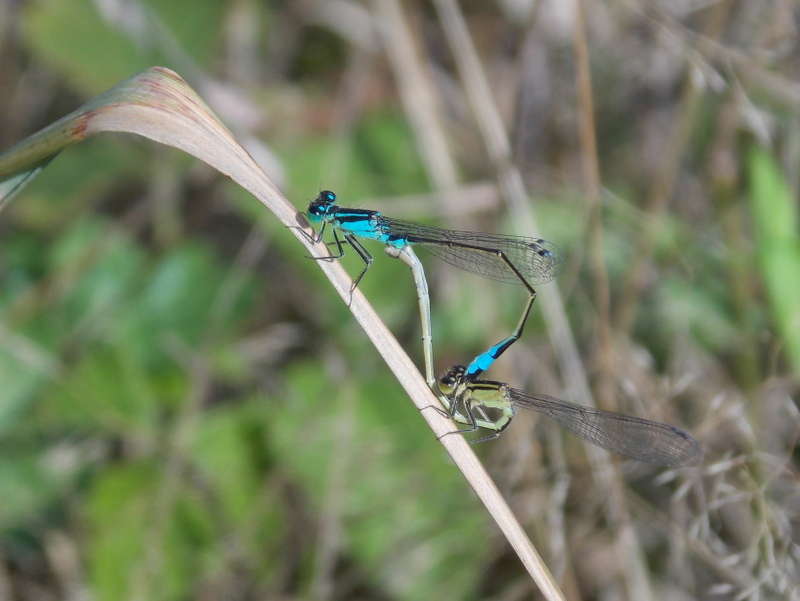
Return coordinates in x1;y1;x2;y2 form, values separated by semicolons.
306;190;565;376
437;365;703;467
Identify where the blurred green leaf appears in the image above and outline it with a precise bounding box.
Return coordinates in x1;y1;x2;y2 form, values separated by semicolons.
115;241;259;368
353;112;428;192
11;139;151;229
22;0;230;95
191;399;279;527
747;146;800;375
86;461;215;601
658;278;738;350
0;343;54;434
22;0;150;93
0;453;59;527
137;0;230;64
86;463;156;600
281;111;427;204
138;243;222;338
48;217;145;326
44;342;157;434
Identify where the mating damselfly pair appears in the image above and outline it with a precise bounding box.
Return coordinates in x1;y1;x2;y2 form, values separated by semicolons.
305;190;702;467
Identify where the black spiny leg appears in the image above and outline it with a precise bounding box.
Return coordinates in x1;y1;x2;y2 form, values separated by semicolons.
307;227;347;261
345;234;374;290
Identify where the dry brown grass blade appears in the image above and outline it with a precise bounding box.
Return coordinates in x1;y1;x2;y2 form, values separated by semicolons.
0;66;564;601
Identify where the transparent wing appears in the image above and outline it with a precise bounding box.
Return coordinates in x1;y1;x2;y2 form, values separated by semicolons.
508;388;703;467
379;217;566;286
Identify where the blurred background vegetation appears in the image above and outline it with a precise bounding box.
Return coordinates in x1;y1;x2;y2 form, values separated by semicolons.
1;0;799;600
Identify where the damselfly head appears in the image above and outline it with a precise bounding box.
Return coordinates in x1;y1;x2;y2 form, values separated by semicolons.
437;365;467;395
307;190;337;219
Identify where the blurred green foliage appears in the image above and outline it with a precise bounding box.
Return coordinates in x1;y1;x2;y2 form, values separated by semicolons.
3;2;497;596
2;0;799;600
747;146;800;375
23;0;230;93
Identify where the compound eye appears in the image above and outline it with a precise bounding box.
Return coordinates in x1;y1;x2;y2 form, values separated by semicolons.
322;190;336;203
437;375;455;394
